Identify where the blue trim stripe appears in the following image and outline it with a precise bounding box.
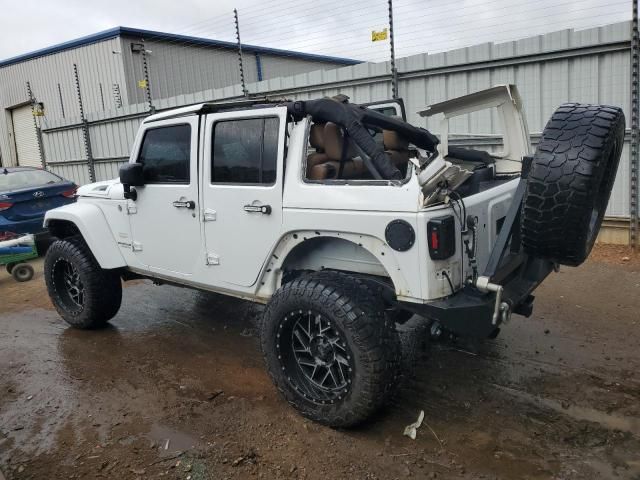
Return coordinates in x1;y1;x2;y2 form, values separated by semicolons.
255;52;263;82
0;26;361;68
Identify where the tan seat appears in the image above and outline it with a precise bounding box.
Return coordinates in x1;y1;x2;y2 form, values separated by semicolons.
306;123;328;176
309;123;326;151
308;159;367;181
382;129;410;175
383;129;409;151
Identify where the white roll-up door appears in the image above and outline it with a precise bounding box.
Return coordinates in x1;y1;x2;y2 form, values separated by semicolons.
11;105;42;167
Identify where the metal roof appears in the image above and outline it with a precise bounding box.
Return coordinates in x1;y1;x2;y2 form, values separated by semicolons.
0;26;361;68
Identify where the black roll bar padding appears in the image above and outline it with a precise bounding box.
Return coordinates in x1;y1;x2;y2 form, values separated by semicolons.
285;98;440;180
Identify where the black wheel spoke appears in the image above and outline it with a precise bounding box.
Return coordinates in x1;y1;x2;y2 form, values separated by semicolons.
277;308;353;404
53;259;85;310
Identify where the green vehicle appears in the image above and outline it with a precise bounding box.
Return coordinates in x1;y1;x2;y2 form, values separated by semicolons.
0;235;37;282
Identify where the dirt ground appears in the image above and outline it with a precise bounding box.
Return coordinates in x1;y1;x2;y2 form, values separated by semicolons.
1;244;639;480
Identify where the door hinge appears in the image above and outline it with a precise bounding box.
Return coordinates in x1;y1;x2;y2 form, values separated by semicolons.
203;208;217;222
205;252;220;265
132;241;143;252
126;202;137;215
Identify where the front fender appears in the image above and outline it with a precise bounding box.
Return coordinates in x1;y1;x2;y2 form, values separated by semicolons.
44;202;126;269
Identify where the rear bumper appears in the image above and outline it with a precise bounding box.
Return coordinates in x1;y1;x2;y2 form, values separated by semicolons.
400;256;555;338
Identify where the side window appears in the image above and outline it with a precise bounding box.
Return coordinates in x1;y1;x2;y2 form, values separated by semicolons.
137;125;191;184
212;117;279;184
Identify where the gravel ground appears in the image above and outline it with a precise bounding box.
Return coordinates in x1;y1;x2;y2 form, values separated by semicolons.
0;245;639;480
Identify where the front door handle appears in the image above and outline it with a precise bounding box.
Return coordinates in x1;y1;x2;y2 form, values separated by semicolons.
244;204;272;215
173;200;196;209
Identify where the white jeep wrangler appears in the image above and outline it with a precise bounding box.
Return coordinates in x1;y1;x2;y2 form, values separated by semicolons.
43;85;624;427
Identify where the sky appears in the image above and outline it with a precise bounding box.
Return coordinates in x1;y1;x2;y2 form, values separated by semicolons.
0;0;632;63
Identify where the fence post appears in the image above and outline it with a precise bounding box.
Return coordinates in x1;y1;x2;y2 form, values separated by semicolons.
73;64;96;183
388;0;399;99
141;40;155;113
631;0;639;249
57;83;66;118
26;81;46;169
234;9;249;97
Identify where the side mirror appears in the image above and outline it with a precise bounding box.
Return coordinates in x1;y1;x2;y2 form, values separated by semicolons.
120;163;145;186
119;163;145;200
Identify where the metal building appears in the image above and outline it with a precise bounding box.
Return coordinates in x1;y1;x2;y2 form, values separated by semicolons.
0;26;359;168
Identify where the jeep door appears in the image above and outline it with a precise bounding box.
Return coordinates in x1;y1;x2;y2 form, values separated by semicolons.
127;116;202;276
201;107;287;288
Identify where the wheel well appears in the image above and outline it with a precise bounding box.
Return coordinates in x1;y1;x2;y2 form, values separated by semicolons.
47;219;80;239
280;236;394;289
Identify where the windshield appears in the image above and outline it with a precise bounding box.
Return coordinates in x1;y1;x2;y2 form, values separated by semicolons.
0;169;64;193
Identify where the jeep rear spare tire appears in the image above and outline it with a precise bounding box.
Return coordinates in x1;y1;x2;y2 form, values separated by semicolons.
44;236;122;329
521;103;625;266
261;271;400;427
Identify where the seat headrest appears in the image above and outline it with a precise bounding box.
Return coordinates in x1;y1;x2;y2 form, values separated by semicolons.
309;123;325;150
383;129;409;150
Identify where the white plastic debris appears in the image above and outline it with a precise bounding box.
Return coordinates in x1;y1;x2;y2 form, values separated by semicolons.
403;410;424;440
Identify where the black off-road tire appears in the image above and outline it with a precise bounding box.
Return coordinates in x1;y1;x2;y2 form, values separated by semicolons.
11;263;34;282
521;103;625;266
261;271;401;427
6;262;16;274
44;236;122;329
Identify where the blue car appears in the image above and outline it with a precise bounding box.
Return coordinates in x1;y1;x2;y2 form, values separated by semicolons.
0;167;77;241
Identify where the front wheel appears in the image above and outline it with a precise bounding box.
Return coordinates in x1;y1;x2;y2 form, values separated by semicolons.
44;236;122;329
261;271;401;427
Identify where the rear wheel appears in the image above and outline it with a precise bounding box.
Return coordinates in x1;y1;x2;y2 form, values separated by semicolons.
261;271;400;427
5;262;16;275
521;103;625;266
44;236;122;329
11;263;34;282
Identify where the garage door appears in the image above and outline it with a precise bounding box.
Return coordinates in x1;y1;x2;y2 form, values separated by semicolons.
11;105;42;167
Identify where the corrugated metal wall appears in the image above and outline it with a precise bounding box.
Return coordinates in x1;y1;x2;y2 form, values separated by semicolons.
35;21;633;218
0;37;128;168
119;37;347;106
0;34;348;168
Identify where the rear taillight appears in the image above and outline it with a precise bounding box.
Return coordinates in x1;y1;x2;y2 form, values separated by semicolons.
427;215;456;260
0;201;13;212
61;186;78;198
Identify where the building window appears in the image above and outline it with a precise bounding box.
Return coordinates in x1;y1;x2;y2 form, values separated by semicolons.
212;117;279;185
137;124;191;184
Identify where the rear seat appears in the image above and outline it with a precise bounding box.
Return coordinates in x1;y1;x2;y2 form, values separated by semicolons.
307;123;412;180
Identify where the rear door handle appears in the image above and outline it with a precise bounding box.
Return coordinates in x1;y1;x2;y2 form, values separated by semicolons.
244;204;272;215
173;200;196;209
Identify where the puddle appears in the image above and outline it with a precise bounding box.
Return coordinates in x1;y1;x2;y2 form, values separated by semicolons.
147;424;199;454
493;383;640;436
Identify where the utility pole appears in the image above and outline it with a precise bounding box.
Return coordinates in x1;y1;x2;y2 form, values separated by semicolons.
234;9;249;97
631;0;639;249
388;0;399;99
